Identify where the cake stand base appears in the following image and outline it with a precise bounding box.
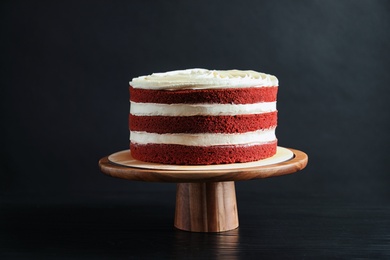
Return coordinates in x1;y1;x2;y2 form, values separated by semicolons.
175;182;238;232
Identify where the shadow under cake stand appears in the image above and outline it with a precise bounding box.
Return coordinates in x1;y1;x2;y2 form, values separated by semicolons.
98;147;308;233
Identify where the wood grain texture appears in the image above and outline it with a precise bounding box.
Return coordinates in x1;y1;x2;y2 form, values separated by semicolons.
98;148;307;232
4;192;390;258
174;182;238;232
98;148;308;183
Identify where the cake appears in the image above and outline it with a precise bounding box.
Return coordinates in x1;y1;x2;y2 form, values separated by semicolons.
129;68;278;165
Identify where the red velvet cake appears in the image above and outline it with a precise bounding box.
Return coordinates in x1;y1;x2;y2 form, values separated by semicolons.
129;69;278;165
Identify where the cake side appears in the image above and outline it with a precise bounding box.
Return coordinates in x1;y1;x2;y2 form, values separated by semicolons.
129;113;277;134
128;69;278;165
130;141;277;165
129;86;278;104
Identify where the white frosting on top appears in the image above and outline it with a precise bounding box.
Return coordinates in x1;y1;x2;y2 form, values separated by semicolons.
130;128;276;146
130;68;278;90
130;101;276;116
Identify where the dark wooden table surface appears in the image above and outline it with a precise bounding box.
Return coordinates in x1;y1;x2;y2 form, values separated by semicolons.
1;189;389;259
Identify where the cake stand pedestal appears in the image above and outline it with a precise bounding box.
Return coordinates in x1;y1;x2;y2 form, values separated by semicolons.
98;147;308;232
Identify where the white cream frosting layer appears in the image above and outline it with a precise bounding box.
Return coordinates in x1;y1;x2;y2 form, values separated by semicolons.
130;128;276;146
130;101;276;116
130;68;278;90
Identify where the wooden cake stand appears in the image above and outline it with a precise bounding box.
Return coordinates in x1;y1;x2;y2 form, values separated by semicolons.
98;147;308;233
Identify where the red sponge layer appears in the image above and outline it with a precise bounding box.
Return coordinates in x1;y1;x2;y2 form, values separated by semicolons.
130;112;277;134
130;86;278;104
130;141;277;165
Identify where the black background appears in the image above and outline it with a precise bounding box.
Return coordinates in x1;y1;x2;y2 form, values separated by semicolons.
1;0;390;258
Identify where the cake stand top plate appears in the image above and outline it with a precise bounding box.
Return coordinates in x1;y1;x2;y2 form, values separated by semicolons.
98;147;308;183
